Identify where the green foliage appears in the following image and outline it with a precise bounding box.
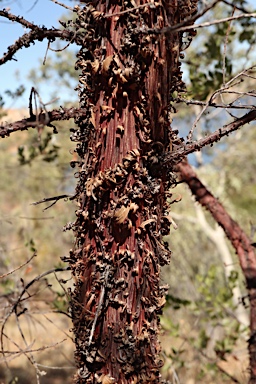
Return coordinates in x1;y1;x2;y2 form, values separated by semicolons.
239;19;256;44
187;22;234;100
179;1;255;102
51;290;69;312
213;128;256;222
17;132;60;165
5;85;25;100
1;277;15;295
25;238;37;253
162;265;246;380
166;293;191;310
194;265;236;318
0;95;6;119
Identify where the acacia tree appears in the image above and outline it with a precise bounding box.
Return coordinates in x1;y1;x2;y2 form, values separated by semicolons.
1;0;256;383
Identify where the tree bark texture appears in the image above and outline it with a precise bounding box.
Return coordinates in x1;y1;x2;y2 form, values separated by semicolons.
177;160;256;384
68;1;197;383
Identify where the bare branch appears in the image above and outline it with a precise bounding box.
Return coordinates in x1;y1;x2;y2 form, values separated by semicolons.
148;11;256;35
31;194;74;211
0;9;79;65
176;96;255;110
51;0;73;10
0;9;39;30
0;266;70;361
165;109;256;164
0;339;67;364
0;107;87;138
177;159;256;281
221;0;251;13
0;253;37;279
0;28;76;66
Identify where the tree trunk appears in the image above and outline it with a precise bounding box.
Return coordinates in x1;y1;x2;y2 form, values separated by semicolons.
68;1;197;383
177;159;256;384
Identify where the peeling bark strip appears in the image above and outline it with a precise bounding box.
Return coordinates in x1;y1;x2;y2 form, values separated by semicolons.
66;1;197;383
177;160;256;384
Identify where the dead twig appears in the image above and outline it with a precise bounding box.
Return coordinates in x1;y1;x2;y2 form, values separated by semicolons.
0;266;70;361
148;11;256;35
31;194;74;211
51;0;73;10
0;252;36;279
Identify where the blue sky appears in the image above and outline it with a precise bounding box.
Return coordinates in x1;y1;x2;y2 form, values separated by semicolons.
0;0;75;109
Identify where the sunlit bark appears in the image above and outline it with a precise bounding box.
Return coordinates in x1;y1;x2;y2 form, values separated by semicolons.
69;1;197;383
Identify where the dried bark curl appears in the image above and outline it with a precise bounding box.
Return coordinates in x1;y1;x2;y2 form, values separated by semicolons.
66;1;197;383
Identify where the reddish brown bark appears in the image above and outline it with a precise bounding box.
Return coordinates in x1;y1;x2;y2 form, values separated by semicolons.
177;160;256;384
69;1;197;383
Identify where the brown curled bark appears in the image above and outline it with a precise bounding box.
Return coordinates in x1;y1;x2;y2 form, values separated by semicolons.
69;1;198;383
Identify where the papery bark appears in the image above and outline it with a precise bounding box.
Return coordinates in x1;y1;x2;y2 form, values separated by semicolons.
68;1;197;383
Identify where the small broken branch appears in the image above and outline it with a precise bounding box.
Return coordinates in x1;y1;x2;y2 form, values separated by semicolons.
32;194;74;211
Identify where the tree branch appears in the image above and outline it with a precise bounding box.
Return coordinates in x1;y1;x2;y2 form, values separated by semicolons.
177;160;256;380
177;160;256;285
0;107;87;138
149;11;256;35
164;109;256;165
0;9;39;30
0;28;76;66
176;96;256;110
